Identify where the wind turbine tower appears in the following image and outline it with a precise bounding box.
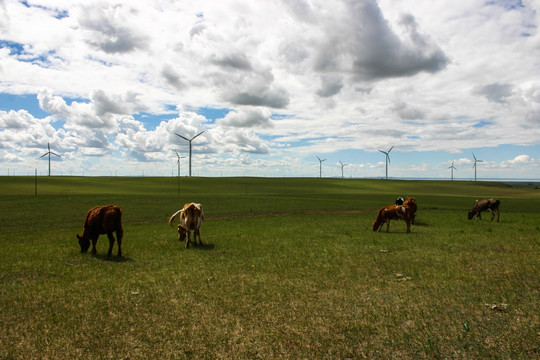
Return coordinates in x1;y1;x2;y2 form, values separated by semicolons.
339;161;348;179
175;151;186;177
175;151;186;195
379;146;394;180
39;142;60;176
472;153;483;181
317;156;326;178
448;161;457;181
175;131;204;177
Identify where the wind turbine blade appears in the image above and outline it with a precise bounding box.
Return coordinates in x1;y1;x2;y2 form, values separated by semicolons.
50;152;60;157
472;153;477;161
175;133;190;141
387;155;391;165
317;156;321;161
379;150;387;155
39;153;48;158
388;145;394;153
175;150;179;157
191;131;205;140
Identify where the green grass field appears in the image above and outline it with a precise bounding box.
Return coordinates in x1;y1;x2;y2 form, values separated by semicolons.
1;176;539;359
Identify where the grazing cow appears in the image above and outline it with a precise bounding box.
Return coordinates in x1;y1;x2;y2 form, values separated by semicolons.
372;204;414;233
76;205;123;257
404;197;417;224
468;198;500;222
168;202;204;248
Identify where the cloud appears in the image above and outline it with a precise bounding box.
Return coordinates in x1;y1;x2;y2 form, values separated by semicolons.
351;9;449;80
392;101;426;120
225;87;290;108
501;154;535;167
310;1;449;82
77;3;149;54
210;53;253;71
476;83;513;103
216;108;273;128
316;75;344;97
161;63;185;90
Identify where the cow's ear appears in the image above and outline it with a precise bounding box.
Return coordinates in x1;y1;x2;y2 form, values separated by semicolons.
76;234;82;240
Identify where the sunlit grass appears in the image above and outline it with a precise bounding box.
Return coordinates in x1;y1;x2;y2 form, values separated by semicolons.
0;177;539;359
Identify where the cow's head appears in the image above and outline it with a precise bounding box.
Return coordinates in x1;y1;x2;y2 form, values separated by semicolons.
76;234;90;253
177;224;188;241
467;211;476;220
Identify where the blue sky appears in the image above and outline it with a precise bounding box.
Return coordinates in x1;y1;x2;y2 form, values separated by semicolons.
1;0;539;179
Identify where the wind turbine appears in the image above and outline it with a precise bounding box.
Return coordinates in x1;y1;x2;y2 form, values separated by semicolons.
175;151;186;195
339;161;348;179
175;131;204;177
448;161;457;181
472;153;483;181
379;145;394;180
317;156;326;178
39;142;60;176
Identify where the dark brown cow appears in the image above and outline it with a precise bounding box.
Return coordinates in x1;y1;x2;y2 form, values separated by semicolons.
76;205;123;256
168;202;204;248
468;198;500;222
372;204;414;233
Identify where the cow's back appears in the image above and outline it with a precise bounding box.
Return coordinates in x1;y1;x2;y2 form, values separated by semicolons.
489;198;500;209
85;205;122;234
181;203;203;231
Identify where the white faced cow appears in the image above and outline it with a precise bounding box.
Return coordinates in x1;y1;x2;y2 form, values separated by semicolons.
168;202;204;248
468;198;500;222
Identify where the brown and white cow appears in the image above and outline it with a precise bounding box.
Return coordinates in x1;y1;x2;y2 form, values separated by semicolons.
76;205;123;257
372;204;414;233
468;198;500;222
168;202;204;248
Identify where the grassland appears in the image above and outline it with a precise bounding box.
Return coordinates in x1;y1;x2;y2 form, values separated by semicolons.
0;176;539;359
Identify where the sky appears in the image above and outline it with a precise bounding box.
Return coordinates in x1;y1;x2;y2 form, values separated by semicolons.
1;0;540;179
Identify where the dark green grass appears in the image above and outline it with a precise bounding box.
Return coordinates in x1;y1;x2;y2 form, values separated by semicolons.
0;177;539;359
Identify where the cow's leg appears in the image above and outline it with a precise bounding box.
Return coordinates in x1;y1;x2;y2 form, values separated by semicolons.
116;228;123;257
406;220;411;233
489;209;495;221
106;232;116;257
386;220;390;233
185;231;191;248
91;236;98;254
196;229;203;245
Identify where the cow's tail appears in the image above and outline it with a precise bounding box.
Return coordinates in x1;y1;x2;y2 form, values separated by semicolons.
373;209;383;231
168;209;184;226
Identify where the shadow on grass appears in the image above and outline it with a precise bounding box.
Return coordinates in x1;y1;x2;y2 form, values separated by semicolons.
91;253;133;262
187;243;215;251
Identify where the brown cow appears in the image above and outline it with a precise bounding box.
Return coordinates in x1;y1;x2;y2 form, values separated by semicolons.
404;197;417;224
373;204;414;233
168;202;204;248
76;205;123;257
468;198;500;222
